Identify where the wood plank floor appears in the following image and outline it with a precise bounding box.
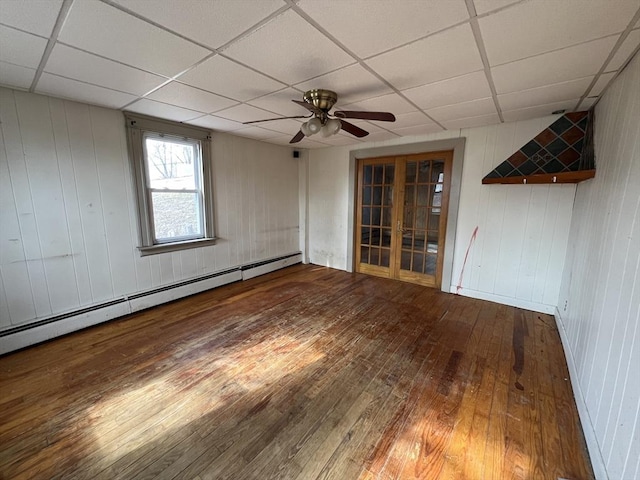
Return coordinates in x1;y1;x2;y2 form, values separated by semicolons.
0;264;594;479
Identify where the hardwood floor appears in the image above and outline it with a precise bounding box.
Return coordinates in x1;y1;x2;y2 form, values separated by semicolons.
0;264;594;479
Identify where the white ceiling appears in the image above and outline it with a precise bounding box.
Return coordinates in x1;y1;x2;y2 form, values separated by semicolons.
0;0;638;148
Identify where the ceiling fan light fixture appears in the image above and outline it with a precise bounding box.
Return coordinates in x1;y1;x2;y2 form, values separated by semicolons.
322;118;342;137
301;121;312;136
305;117;322;135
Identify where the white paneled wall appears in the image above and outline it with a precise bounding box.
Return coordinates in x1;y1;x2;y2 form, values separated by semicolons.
0;88;299;330
557;53;640;480
307;116;575;313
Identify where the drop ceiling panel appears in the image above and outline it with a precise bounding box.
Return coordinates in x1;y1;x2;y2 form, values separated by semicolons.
247;88;309;117
234;126;281;140
0;26;47;68
391;111;438;129
441;113;500;129
0;62;36;89
295;64;392;106
177;55;285;101
590;72;616;96
497;77;593;111
580;97;598;109
426;97;496;122
480;0;638;66
125;98;203;121
44;44;167;96
473;0;520;16
296;0;469;58
402;70;491;110
147;82;238;113
0;0;62;36
214;103;276;123
364;131;402;143
492;36;618;94
223;10;355;84
257;118;305;135
110;0;285;50
318;133;364;146
187;114;246;131
366;24;484;90
340;93;417;116
36;73;137;109
606;29;640;72
58;0;210;77
502;100;579;122
390;124;444;137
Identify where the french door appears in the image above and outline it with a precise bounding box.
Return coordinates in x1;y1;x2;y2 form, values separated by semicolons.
355;151;453;288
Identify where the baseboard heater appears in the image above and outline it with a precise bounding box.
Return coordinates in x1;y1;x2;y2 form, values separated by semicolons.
0;252;302;355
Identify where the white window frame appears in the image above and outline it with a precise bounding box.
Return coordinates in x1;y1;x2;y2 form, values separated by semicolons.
125;112;216;256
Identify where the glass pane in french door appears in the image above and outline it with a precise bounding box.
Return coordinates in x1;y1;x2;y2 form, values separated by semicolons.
360;162;394;268
400;159;444;275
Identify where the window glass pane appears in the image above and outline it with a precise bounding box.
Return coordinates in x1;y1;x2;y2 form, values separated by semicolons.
151;192;201;241
145;137;198;190
371;227;382;246
380;248;390;267
373;165;383;184
406;162;417;184
360;246;370;264
431;161;445;183
363;186;372;205
363;165;373;185
372;186;383;206
381;229;392;247
418;160;430;183
370;247;380;265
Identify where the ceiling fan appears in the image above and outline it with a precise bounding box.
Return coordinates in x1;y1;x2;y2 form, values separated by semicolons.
243;89;396;143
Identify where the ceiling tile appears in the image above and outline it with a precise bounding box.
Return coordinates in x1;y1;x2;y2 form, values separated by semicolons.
147;81;238;113
473;0;520;16
45;44;167;96
426;97;497;122
264;134;299;146
391;111;438;129
497;76;593;111
590;72;616;96
247;88;310;117
366;24;483;90
480;0;638;66
177;55;285;101
441;113;500;129
606;28;640;72
294;137;330;148
214;103;276;123
187;114;246;131
340;93;417;116
0;26;47;68
580;97;598;109
402;70;491;110
234;126;282;140
58;0;210;77
36;73;137;109
125;98;203;121
364;131;402;143
502;100;580;122
110;0;285;50
389;124;444;136
222;10;355;84
257;118;305;135
317;133;363;146
295;64;392;106
296;0;469;58
0;61;36;89
0;0;62;36
492;36;618;94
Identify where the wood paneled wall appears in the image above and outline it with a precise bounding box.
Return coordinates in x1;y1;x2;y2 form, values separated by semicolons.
307;117;575;314
557;52;640;480
0;88;299;331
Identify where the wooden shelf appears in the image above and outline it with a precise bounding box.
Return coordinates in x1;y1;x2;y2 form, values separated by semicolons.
482;169;595;185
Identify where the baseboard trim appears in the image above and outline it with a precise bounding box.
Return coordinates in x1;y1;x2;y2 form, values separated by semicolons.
554;307;609;480
0;253;301;355
450;287;555;314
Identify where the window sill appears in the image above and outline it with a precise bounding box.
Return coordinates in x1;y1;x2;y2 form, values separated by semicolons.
138;237;217;256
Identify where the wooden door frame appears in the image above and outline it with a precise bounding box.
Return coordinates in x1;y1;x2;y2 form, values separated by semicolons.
347;138;466;293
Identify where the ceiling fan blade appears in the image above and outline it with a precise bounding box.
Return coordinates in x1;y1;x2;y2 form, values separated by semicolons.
334;110;396;122
243;115;310;125
289;130;305;144
340;120;369;138
292;99;324;116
